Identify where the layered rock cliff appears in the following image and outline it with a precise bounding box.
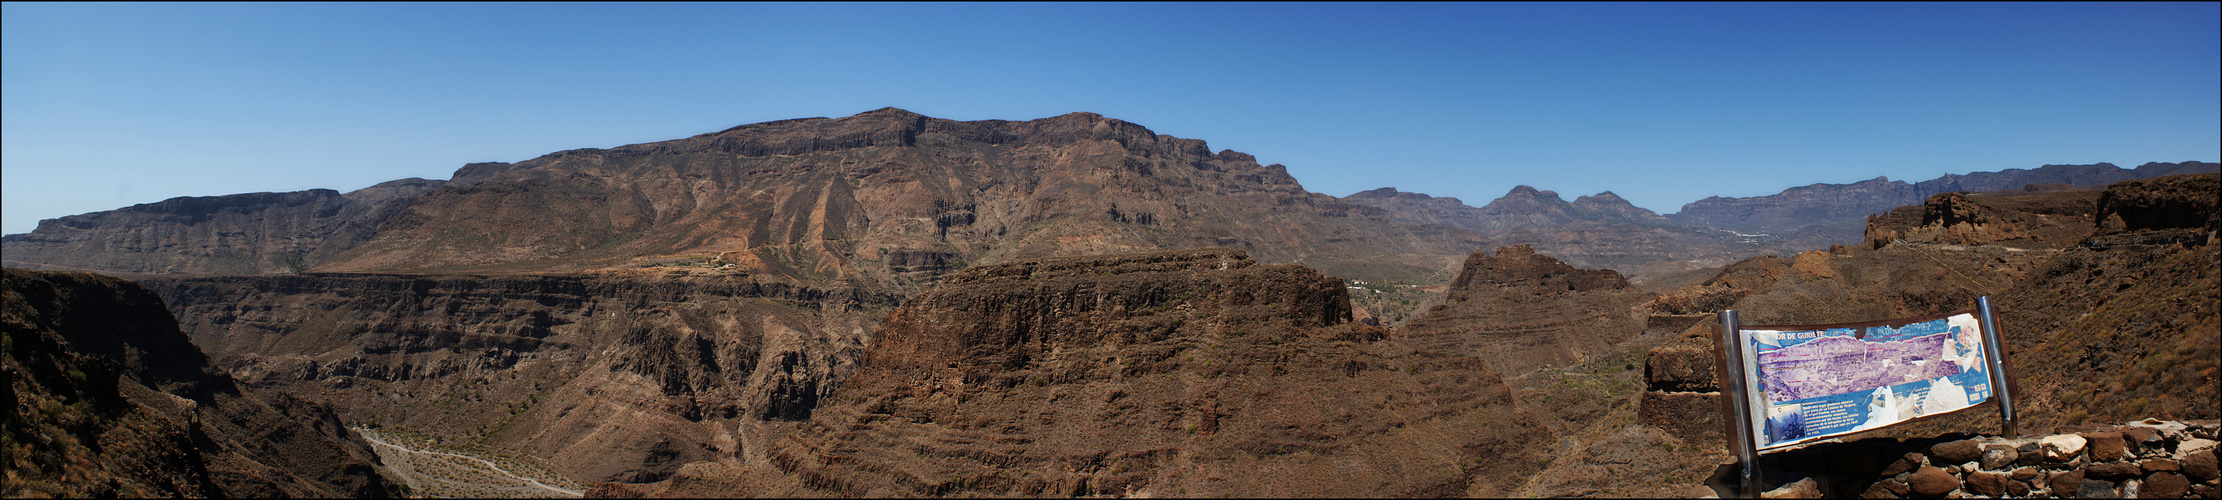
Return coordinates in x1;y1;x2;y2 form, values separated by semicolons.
598;249;1551;498
316;109;1478;289
2;178;444;275
135;269;899;484
1;268;399;497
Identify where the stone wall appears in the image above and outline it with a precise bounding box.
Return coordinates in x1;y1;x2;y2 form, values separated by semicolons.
1738;420;2220;499
1840;420;2220;499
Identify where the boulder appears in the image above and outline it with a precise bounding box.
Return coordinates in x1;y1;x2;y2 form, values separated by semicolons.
1882;452;1929;477
1930;439;1985;465
2044;434;2089;461
2017;442;2046;466
1964;470;2011;496
2141;458;2181;472
2051;469;2085;497
2140;472;2189;499
2083;431;2129;461
1907;466;1959;497
2182;448;2218;482
2076;478;2118;499
1980;445;2019;470
2084;461;2141;479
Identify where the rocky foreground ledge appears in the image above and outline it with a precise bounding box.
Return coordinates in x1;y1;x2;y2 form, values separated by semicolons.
1729;419;2219;499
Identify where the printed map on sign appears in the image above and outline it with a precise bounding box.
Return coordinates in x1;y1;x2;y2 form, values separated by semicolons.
1745;312;1992;450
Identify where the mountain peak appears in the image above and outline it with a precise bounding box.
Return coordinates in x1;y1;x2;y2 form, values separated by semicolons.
1503;185;1563;201
1574;191;1630;206
854;107;925;118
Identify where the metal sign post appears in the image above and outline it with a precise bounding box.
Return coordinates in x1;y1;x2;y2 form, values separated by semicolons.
1976;296;2018;438
1717;310;1759;497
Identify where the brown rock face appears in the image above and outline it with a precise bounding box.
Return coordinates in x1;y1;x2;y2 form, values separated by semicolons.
1397;245;1653;377
610;249;1550;498
2088;172;2221;247
1862;187;2103;250
1;269;398;497
317;109;1478;288
138;271;896;484
1;178;443;274
1645;345;1719;392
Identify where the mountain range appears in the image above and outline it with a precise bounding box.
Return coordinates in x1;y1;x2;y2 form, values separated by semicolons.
2;108;2214;497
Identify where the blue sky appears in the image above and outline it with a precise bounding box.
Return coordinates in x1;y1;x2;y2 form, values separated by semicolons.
5;2;2217;235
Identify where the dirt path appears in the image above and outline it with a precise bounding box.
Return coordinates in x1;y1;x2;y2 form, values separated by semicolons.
357;429;584;498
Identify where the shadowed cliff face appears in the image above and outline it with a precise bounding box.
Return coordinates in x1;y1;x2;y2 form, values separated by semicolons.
319;109;1479;291
1;269;399;498
137;269;900;484
600;249;1551;498
2;178;444;275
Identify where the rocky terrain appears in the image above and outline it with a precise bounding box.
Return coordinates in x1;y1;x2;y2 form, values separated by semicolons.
1628;173;2218;497
2;106;2214;498
135;269;898;484
2;268;400;497
1394;244;1654;378
2;178;444;275
594;248;1551;498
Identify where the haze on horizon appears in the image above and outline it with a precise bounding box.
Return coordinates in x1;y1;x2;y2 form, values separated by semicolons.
4;2;2217;236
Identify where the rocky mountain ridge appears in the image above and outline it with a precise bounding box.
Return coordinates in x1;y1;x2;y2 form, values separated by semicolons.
2;178;444;275
1667;161;2218;242
2;268;400;497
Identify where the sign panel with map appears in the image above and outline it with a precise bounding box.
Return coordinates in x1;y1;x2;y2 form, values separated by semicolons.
1735;311;1997;451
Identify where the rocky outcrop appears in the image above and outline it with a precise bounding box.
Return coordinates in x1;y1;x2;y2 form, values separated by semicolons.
1670;161;2219;242
2;268;399;497
1396;245;1655;377
2087;173;2220;248
135;270;898;484
1;178;443;275
598;249;1552;498
1862;188;2104;250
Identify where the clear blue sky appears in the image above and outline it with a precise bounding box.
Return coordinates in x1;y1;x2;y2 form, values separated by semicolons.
6;2;2217;235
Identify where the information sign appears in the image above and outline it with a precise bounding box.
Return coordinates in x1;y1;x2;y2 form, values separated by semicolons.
1732;311;1999;451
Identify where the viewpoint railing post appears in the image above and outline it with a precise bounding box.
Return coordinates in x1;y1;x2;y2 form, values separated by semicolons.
1717;309;1759;497
1977;296;2018;438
